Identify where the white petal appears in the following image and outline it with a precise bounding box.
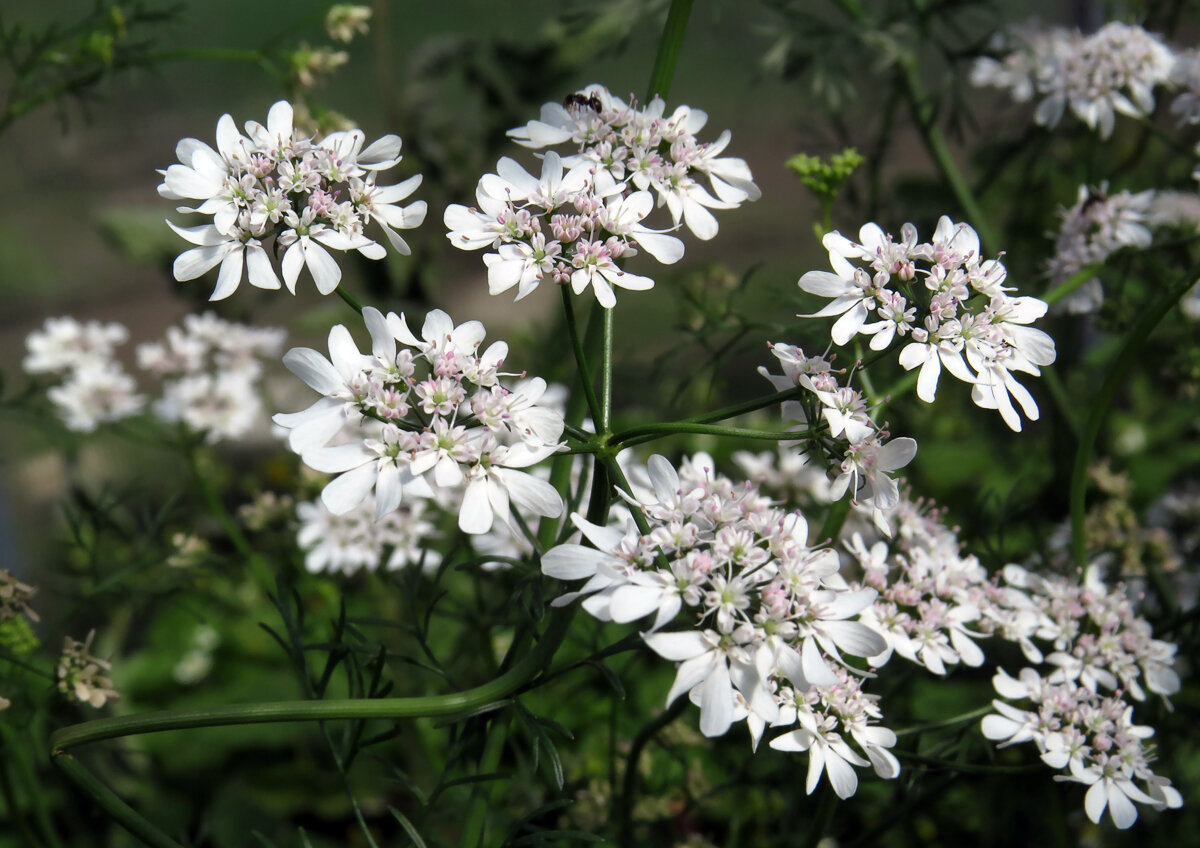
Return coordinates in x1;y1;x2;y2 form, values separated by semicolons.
321;463;377;515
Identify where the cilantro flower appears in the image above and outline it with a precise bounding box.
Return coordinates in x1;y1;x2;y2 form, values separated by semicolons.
160;101;425;299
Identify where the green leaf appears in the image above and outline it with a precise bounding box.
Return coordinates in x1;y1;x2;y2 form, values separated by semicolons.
389;807;428;848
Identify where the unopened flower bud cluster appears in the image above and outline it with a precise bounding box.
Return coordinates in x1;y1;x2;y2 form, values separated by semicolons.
159;100;425;300
798;216;1057;431
274;307;565;535
543;453;898;799
445;85;759;307
0;570;39;624
57;630;119;709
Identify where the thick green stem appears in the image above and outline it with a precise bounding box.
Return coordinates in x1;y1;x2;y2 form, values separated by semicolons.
52;608;574;754
54;754;181;848
335;284;366;315
51;609;574;846
600;306;614;433
1069;263;1200;571
645;0;695;101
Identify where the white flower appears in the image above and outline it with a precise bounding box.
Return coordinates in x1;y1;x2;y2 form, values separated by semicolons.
1047;184;1155;313
448;84;757;306
297;496;437;574
24;317;129;375
161;100;420;300
275;306;564;534
166;222;281;301
47;361;144;432
974;21;1173;139
769;724;871;799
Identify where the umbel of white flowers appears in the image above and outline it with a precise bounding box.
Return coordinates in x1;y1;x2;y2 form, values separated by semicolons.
445;84;760;307
274;307;566;535
159;100;426;299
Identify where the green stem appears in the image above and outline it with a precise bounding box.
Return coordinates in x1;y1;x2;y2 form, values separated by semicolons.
892;750;1041;775
817;495;853;545
562;288;604;429
894;705;992;737
51;607;574;754
1040;263;1104;306
645;0;695;101
617;698;687;843
611;422;803;447
1038;366;1080;441
1070;262;1200;571
600;306;614;433
606;387;805;447
458;717;510;848
897;59;999;256
873;370;919;412
54;754;181;848
335;284;366;315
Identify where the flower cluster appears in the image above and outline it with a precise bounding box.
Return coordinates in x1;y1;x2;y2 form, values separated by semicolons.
138;312;286;443
274;307;565;534
24;313;285;441
971;21;1174;138
1047;184;1154;314
542;454;898;798
0;570;39;623
735;446;1183;824
983;667;1182;829
758;342;917;532
57;631;119;709
23;316;144;432
444;85;758;307
798;217;1056;431
325;4;371;43
160;100;425;299
296;495;439;574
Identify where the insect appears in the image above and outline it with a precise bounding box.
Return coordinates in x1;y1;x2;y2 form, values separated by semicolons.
563;92;603;113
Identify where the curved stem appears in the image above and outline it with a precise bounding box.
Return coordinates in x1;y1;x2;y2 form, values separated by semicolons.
54;754;181;848
616;698;687;844
1069;261;1200;571
683;386;803;425
645;0;695;101
52;608;574;754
